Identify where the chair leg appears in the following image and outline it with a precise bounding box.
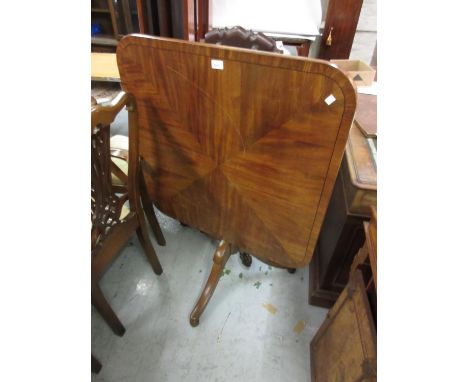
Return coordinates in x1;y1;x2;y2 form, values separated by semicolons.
130;158;163;275
92;282;126;336
92;354;102;374
136;221;163;275
190;240;232;327
139;165;166;246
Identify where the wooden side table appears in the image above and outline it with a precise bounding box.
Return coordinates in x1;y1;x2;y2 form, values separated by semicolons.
308;121;376;308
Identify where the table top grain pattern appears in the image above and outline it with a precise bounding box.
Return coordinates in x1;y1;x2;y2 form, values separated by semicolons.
117;35;356;267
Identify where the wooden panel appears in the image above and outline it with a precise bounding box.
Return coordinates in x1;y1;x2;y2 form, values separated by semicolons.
343;123;376;215
117;35;356;267
346;123;376;189
311;270;377;381
355;94;377;137
183;0;196;41
195;0;209;41
319;0;363;60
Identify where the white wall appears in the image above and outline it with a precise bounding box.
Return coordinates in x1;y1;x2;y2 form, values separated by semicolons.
211;0;322;36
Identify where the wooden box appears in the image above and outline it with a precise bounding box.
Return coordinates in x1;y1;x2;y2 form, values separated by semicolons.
310;270;377;381
331;59;376;87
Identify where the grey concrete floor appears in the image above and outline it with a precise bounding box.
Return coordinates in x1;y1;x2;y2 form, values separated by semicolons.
92;211;328;381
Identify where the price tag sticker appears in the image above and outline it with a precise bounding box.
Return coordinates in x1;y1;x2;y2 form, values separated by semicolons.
324;94;336;105
211;59;224;70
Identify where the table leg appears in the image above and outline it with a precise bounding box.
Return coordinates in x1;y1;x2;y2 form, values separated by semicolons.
190;240;232;327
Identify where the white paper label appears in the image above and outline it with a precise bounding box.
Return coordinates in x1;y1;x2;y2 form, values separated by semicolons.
324;94;336;105
211;59;224;70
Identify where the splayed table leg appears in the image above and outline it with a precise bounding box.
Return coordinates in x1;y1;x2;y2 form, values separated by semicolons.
190;240;232;327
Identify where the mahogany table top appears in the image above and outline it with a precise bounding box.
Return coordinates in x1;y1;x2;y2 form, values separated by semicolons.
117;35;356;268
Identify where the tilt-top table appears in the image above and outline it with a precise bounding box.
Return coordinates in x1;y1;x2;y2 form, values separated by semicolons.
117;35;356;326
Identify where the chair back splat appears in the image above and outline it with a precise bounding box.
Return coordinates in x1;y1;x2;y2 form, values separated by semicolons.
91;122;127;246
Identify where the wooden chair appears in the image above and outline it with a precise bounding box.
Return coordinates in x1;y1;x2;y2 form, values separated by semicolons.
91;92;165;336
